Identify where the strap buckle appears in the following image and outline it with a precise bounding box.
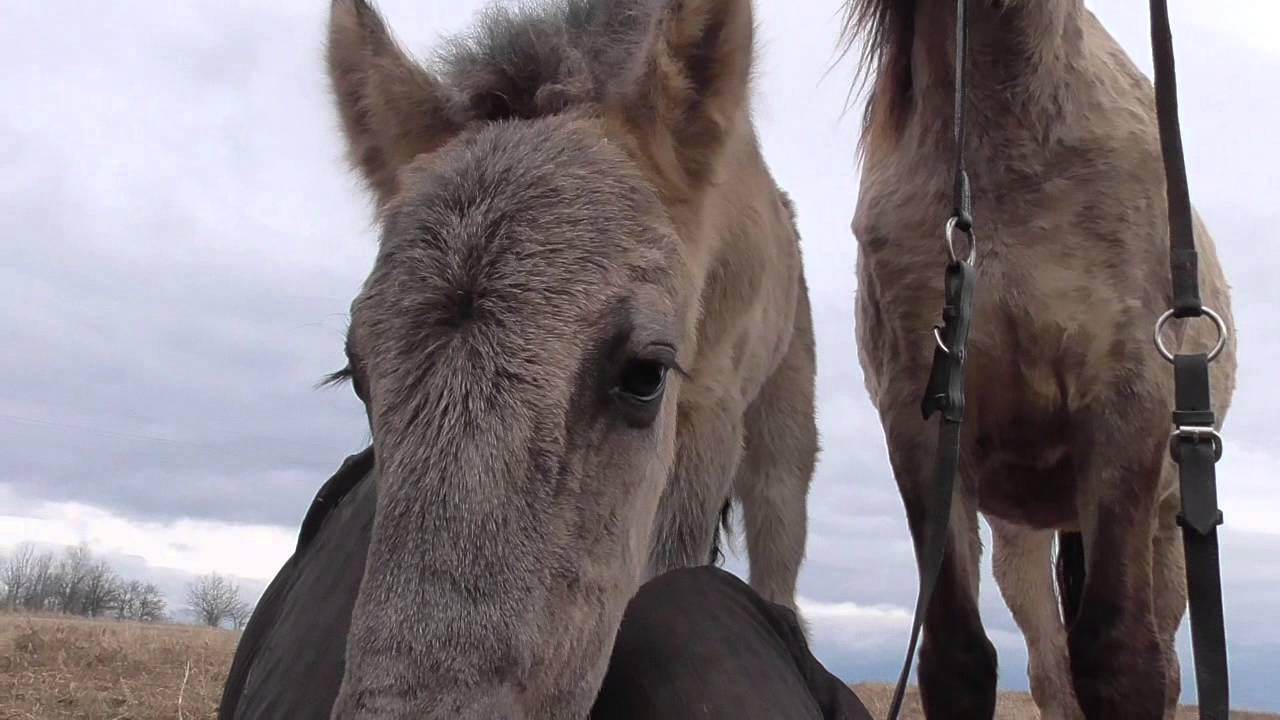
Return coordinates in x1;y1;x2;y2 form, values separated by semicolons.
944;216;976;265
1176;510;1224;531
932;326;950;355
920;257;976;423
1169;425;1224;463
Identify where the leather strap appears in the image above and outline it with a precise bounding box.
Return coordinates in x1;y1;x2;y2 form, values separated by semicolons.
1148;0;1201;317
886;418;962;720
949;0;972;231
921;263;976;423
1149;0;1231;715
888;3;976;716
1172;353;1229;719
1183;526;1228;719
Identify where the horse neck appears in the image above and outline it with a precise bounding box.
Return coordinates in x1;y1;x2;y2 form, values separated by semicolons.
873;0;1087;169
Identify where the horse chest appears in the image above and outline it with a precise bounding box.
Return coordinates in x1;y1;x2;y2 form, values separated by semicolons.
961;267;1117;530
963;349;1080;531
857;178;1146;530
858;231;1118;530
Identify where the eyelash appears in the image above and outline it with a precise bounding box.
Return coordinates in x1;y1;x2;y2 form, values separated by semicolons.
320;365;354;388
641;345;690;380
666;361;691;380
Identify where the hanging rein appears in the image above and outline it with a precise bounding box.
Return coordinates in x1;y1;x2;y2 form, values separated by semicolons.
1148;0;1231;717
884;1;1232;718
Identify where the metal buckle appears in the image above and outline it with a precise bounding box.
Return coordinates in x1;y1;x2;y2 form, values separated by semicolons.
1153;306;1228;363
944;216;976;265
932;326;950;355
1169;425;1224;462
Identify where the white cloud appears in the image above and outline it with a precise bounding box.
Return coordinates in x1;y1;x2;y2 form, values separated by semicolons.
798;596;911;650
0;489;296;583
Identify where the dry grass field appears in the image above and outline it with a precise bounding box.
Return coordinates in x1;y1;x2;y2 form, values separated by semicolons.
852;683;1277;720
1;613;236;719
1;612;1273;719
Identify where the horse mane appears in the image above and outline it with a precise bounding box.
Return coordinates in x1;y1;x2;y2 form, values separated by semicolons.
430;0;652;122
839;0;914;151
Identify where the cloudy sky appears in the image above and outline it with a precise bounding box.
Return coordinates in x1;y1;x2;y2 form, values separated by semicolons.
2;0;1277;711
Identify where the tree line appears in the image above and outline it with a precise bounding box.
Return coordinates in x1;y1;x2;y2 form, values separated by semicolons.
1;541;254;628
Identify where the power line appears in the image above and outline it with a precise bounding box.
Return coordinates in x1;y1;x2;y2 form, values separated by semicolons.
0;412;367;465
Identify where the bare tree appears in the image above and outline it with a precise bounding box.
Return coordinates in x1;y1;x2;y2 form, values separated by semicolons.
24;551;58;612
185;573;244;627
80;560;123;617
136;582;168;622
228;598;255;630
1;543;37;608
3;542;171;621
2;545;61;612
115;580;168;622
52;543;93;614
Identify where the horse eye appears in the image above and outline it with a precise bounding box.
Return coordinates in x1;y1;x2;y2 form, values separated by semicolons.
616;359;668;403
351;371;369;405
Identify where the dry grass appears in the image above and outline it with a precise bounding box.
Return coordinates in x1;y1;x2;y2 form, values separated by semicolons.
0;612;237;720
852;682;1277;720
2;613;1272;719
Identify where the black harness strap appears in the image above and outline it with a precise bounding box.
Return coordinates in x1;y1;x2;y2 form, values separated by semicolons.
887;1;975;718
1149;1;1231;717
1174;354;1228;719
1149;0;1201;318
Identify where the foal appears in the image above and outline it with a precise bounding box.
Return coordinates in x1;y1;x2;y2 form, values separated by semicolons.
845;1;1236;719
323;0;814;716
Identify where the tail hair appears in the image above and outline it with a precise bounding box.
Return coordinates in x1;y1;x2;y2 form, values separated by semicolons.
709;499;734;567
1055;531;1086;626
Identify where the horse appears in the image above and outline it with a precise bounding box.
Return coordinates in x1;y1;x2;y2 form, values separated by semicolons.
219;451;877;720
306;0;815;716
842;1;1236;718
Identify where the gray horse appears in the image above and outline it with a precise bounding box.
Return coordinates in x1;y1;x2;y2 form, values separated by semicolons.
319;0;816;716
844;1;1236;719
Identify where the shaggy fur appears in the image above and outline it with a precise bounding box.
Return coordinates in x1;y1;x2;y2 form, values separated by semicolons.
324;1;816;718
844;1;1236;719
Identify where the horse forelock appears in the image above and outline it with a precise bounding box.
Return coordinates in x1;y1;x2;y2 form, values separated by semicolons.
431;0;650;123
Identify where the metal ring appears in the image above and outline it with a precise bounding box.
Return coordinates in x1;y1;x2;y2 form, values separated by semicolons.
932;326;950;355
944;216;976;265
1153;306;1228;363
1168;426;1224;462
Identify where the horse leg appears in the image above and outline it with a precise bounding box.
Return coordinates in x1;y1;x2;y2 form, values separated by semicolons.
989;519;1083;720
1069;430;1167;720
733;295;816;610
647;391;745;578
885;417;997;720
1152;482;1187;720
917;496;996;720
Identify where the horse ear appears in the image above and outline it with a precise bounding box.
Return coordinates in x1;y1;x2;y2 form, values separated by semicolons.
619;0;755;196
327;0;460;209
